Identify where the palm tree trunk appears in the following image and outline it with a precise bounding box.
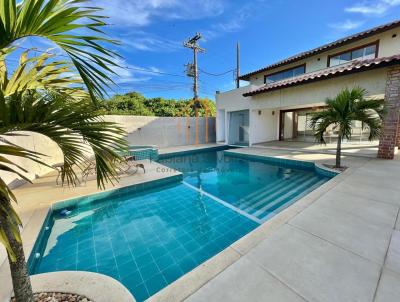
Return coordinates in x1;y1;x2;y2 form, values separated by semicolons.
0;205;34;302
336;133;342;168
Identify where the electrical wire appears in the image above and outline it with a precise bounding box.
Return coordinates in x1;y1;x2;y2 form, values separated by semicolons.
199;68;236;76
10;45;188;78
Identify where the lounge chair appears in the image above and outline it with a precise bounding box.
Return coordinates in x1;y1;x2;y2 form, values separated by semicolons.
81;154;145;183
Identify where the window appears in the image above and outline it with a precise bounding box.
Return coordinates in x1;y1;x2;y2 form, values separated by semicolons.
328;42;378;67
264;65;306;84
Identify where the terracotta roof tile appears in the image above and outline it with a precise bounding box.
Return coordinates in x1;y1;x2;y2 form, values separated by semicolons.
243;55;400;97
239;19;400;80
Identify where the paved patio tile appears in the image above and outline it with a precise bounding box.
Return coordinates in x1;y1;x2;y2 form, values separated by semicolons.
315;190;399;228
333;181;400;206
385;230;400;274
185;256;306;302
396;214;400;231
374;269;400;302
343;176;400;194
247;224;381;302
289;202;392;264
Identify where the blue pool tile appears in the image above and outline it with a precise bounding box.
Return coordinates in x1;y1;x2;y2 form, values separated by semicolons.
121;269;143;286
177;256;197;272
155;253;174;271
145;273;167;296
136;253;154;268
130;283;149;302
170;246;188;261
139;261;160;282
117;260;139;279
149;246;168;260
162;265;184;284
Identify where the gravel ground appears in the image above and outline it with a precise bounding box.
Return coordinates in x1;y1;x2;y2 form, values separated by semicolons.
11;292;93;302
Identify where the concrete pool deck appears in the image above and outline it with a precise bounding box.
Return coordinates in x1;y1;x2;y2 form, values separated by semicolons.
1;144;399;302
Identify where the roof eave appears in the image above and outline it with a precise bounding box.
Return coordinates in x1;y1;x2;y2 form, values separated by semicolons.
239;19;400;81
243;59;400;97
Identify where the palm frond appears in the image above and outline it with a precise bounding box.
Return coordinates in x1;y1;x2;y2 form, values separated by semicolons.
0;0;120;102
2;90;127;188
309;87;385;145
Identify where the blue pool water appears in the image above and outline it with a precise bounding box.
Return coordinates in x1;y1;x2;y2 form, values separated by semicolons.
159;148;332;222
30;148;333;301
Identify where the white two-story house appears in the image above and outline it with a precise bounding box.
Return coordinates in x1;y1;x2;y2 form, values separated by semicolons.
216;19;400;159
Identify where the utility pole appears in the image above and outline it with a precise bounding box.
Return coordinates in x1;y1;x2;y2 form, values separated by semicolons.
184;33;205;145
184;33;205;100
236;41;240;88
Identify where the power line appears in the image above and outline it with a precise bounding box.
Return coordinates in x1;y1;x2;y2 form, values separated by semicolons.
199;68;236;76
10;45;188;78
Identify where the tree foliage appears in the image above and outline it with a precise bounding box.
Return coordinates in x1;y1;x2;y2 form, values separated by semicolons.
98;91;216;117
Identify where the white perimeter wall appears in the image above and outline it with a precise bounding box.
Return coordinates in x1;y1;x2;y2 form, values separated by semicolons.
1;115;216;187
104;115;216;148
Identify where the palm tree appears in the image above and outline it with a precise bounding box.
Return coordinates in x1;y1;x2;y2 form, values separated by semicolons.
310;87;384;168
0;0;120;102
0;49;127;301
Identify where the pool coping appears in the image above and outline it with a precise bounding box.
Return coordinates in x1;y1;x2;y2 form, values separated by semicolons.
146;150;352;302
158;145;229;158
30;271;135;302
223;150;340;178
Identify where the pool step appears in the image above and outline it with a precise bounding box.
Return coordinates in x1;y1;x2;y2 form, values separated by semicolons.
233;177;289;208
249;176;321;217
238;173;313;210
258;179;327;221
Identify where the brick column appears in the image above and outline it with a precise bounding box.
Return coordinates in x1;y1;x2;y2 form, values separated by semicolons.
378;66;400;159
397;121;400;147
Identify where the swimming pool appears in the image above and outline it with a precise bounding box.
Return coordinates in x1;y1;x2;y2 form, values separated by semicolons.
29;147;334;301
159;148;333;222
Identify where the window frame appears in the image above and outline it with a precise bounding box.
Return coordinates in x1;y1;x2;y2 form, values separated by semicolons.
264;63;306;84
327;40;379;67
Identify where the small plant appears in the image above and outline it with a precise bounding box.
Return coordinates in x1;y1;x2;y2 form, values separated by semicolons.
310;87;385;168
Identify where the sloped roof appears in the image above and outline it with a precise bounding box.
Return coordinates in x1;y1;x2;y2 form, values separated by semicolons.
239;19;400;81
243;55;400;97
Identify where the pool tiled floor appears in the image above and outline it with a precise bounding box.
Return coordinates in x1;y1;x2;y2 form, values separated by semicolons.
30;182;258;301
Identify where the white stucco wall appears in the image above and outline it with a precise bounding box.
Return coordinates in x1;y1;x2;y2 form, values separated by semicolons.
0;132;64;188
249;68;388;109
216;109;226;142
104;115;216;147
250;109;279;144
217;67;389;144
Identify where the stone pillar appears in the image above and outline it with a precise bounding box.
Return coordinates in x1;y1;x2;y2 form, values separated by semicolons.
378;66;400;159
397;121;400;147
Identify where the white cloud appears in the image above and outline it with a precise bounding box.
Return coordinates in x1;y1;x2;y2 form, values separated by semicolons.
345;0;400;16
117;32;181;53
109;57;162;84
329;20;365;31
93;0;224;27
202;1;256;41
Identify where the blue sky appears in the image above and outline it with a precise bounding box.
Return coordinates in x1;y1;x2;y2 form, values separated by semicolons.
10;0;400;100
